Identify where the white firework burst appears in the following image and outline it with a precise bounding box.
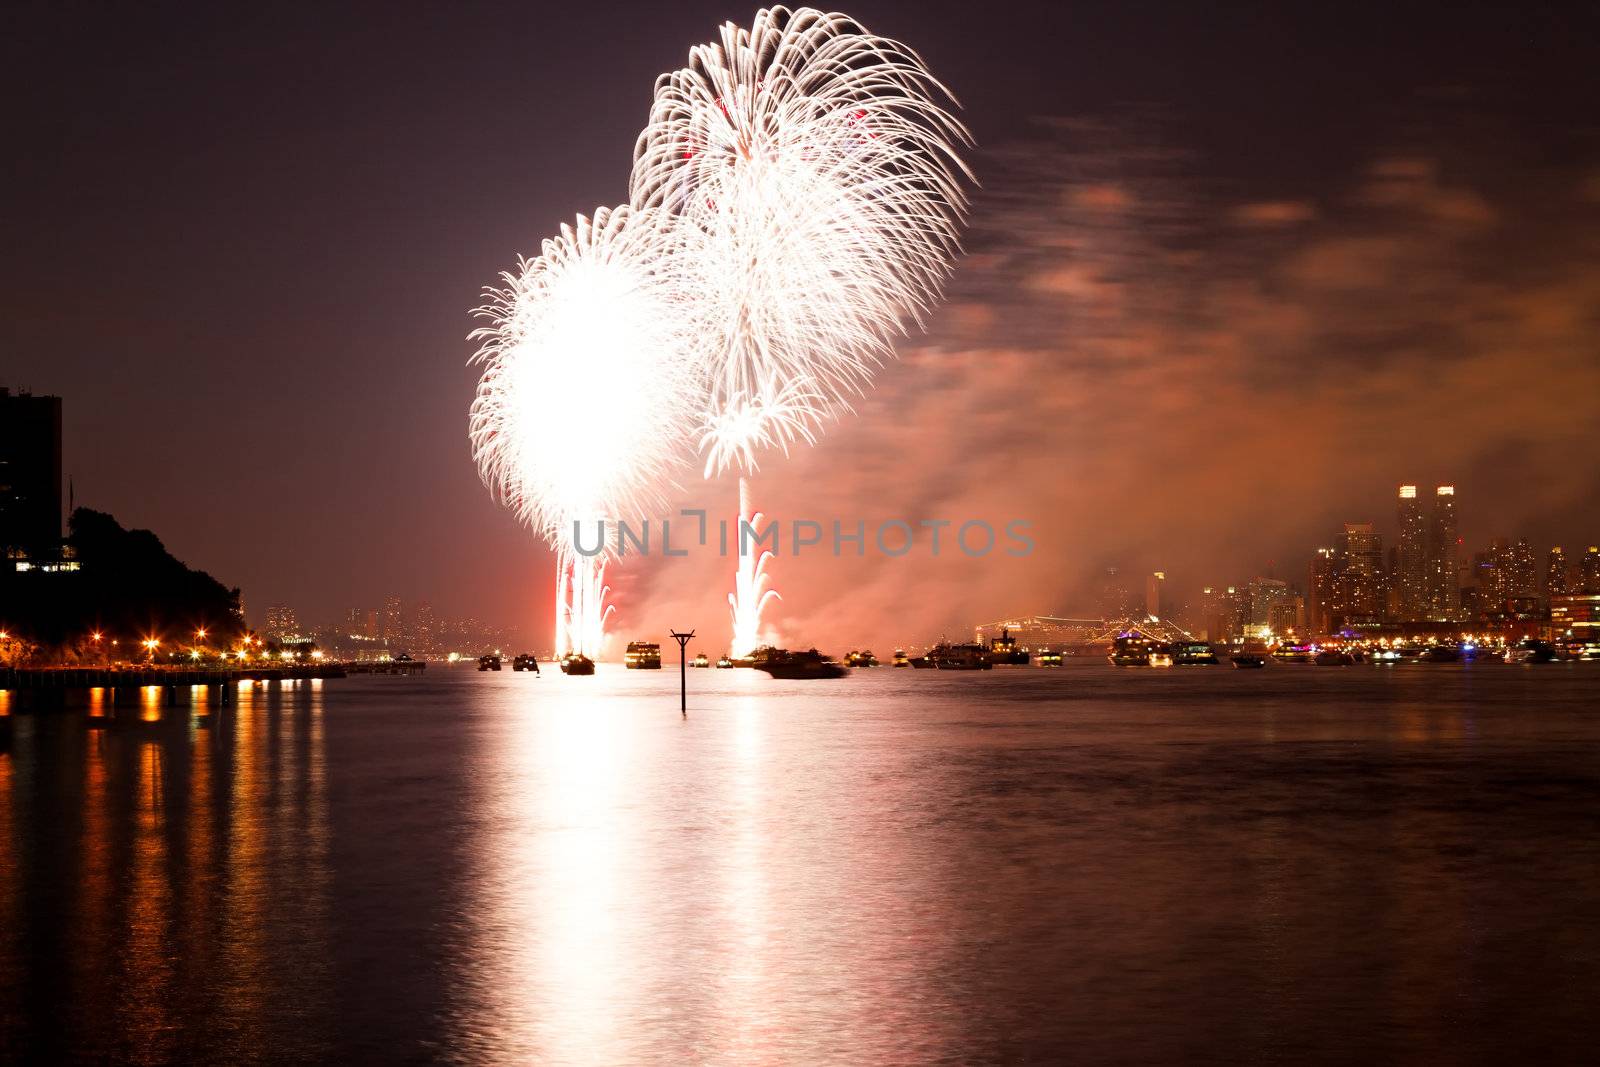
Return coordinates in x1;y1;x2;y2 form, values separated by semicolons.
468;206;700;657
631;4;972;475
468;205;698;547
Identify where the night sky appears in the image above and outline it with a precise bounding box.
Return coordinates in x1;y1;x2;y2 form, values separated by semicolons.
4;1;1597;645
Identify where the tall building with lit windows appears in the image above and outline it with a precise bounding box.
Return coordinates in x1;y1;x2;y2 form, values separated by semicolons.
1337;522;1384;625
1546;547;1569;596
1426;486;1460;621
1580;546;1600;595
264;605;299;641
1308;547;1338;635
381;594;403;643
1396;485;1428;620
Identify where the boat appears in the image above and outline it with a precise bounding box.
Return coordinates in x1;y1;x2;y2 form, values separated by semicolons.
844;649;880;667
1172;641;1219;666
511;653;539;673
692;653;711;668
1371;648;1403;663
1313;649;1355;666
927;642;992;670
715;655;734;669
1036;649;1064;667
909;654;934;669
559;653;595;675
1272;642;1313;664
1109;634;1156;667
1148;647;1174;667
751;647;848;679
1230;653;1267;669
624;642;662;669
1420;645;1461;663
986;628;1031;666
891;649;910;668
1505;639;1556;664
477;654;501;672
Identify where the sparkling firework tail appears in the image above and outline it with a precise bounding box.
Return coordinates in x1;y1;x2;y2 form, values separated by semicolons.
728;476;781;657
556;549;613;658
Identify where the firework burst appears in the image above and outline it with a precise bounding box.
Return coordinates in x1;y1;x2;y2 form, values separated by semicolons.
468;206;698;656
632;6;971;651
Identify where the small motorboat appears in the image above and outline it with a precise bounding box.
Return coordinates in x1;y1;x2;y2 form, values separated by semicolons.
559;653;595;675
477;654;501;672
715;655;734;669
1230;653;1267;669
512;653;540;673
891;649;910;667
1313;649;1354;666
692;653;711;668
1505;639;1556;664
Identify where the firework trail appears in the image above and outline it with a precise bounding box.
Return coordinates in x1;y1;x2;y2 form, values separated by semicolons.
468;206;698;658
631;6;971;653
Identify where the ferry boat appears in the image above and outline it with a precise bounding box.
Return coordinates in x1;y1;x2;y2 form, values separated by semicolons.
927;642;992;670
559;653;595;675
692;653;711;668
986;628;1031;666
1036;649;1064;667
891;649;910;668
1272;642;1313;664
511;653;539;673
845;649;880;668
477;654;501;672
1172;641;1219;666
1109;635;1157;667
909;654;934;669
751;647;848;679
624;642;662;669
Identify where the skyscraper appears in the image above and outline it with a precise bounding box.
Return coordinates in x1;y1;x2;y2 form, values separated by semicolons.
382;594;403;643
1426;486;1460;621
264;605;299;641
0;387;63;557
1145;572;1165;620
1308;547;1338;635
1580;546;1600;595
1336;522;1384;625
1396;485;1427;620
1546;547;1569;596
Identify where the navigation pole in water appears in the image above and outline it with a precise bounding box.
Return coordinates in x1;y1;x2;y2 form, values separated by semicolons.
669;630;695;716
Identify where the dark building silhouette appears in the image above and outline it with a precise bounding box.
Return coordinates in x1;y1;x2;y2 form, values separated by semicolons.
0;387;63;557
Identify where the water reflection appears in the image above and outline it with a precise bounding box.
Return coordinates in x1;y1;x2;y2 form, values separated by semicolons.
3;665;1600;1062
1;682;331;1062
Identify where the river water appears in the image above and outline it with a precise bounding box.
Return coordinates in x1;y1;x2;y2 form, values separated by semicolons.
1;663;1597;1063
